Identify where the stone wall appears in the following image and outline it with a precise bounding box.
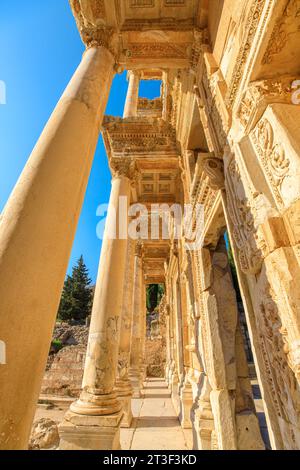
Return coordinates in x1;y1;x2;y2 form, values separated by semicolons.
41;346;86;398
145;337;166;378
41;323;88;398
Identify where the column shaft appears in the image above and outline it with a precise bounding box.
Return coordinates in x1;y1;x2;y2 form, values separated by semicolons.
59;174;131;450
129;244;143;397
0;46;114;450
116;238;136;428
123;71;140;118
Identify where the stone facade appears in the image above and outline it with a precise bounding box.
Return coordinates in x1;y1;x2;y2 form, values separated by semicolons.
41;346;86;398
0;0;300;451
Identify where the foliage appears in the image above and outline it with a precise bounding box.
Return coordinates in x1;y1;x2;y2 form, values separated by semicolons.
51;339;63;353
57;256;93;322
146;284;165;312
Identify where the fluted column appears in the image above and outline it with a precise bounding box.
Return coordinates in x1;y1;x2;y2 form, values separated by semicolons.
129;242;144;397
123;71;140;118
115;238;136;428
59;160;133;450
0;44;115;450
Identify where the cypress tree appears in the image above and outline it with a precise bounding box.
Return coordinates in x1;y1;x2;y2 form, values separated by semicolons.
57;256;93;322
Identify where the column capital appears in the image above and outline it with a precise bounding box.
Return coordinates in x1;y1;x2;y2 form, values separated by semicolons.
82;27;119;60
110;158;135;180
135;240;144;258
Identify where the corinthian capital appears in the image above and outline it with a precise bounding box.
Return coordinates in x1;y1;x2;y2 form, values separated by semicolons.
82;27;119;58
110;158;135;179
70;1;119;58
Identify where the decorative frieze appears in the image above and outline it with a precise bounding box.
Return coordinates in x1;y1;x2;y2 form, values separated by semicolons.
226;0;271;107
251;118;290;207
102;116;178;157
237;77;296;132
130;0;154;7
262;0;300;65
137;97;163;118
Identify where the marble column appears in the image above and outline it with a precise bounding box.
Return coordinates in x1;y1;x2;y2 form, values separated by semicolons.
123;71;140;118
59;161;133;450
129;242;144;397
0;45;115;450
115;238;136;428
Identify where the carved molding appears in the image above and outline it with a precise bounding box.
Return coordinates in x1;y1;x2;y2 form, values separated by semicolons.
102;116;178;157
202;158;225;191
251;118;290;207
262;0;300;65
70;0;118;57
190;29;209;71
110;158;136;179
124;42;189;60
225;152;267;275
226;0;270;107
237;77;296;131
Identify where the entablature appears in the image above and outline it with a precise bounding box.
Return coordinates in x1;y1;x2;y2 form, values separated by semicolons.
70;0;209;68
102;116;179;158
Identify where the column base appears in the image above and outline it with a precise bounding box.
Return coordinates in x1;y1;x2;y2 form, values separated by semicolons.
58;410;123;450
115;378;133;428
119;396;133;428
180;381;193;429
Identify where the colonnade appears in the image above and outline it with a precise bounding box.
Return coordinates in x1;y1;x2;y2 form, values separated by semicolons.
1;1;300;451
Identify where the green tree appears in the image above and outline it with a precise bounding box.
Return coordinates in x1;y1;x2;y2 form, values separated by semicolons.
226;234;242;302
57;256;93;322
146;284;165;312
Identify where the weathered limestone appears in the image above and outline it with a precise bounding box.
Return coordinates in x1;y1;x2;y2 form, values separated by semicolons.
139;281;147;383
59;167;132;450
0;45;114;450
129;243;144;398
116;239;136;428
1;0;300;452
64;0;300;452
123;71;140;118
179;375;193;430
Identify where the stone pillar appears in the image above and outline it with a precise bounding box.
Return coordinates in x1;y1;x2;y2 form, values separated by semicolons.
115;239;136;428
193;376;215;450
180;374;193;430
123;71;140;118
168;289;177;390
222;128;300;449
165;302;172;384
129;242;144;397
59;160;133;450
0;45;115;450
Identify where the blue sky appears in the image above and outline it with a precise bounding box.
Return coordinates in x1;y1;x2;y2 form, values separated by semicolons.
0;0;161;283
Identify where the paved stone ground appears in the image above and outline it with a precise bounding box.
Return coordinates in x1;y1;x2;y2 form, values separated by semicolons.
121;378;193;450
34;379;268;450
